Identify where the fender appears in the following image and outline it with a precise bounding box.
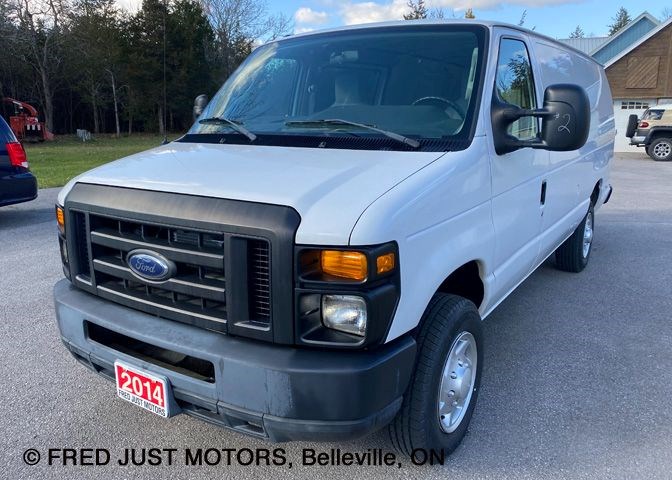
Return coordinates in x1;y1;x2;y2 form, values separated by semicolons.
643;126;672;145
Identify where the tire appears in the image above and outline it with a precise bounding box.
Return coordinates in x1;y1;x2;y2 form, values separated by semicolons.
389;294;483;459
555;204;594;272
625;114;638;138
648;137;672;161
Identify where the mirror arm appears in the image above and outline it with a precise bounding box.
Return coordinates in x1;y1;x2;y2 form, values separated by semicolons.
502;108;555;121
518;139;547;150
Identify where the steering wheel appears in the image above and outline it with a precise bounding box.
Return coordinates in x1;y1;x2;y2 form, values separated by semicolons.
412;96;465;120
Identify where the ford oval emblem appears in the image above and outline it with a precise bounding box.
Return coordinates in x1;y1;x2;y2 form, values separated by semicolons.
126;249;176;282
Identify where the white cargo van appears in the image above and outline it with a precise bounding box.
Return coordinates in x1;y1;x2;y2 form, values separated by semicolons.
53;20;615;456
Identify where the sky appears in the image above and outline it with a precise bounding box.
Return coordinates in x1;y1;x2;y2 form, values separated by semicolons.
117;0;672;39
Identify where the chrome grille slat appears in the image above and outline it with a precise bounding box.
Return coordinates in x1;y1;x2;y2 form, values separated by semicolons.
92;257;226;302
97;284;227;324
90;229;224;269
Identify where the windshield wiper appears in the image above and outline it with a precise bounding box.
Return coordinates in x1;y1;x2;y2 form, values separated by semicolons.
198;117;257;142
285;118;420;149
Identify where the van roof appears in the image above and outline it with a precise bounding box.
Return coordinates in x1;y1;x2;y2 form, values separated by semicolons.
281;19;601;66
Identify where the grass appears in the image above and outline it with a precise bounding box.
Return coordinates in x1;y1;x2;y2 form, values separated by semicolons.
24;134;174;189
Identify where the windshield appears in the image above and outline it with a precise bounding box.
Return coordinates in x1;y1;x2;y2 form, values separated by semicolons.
188;25;486;151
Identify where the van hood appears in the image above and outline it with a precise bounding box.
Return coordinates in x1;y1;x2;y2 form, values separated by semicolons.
58;141;444;245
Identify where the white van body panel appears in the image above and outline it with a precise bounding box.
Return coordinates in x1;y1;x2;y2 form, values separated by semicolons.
56;142;444;245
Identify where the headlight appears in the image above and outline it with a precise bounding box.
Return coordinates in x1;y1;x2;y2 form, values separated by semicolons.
321;295;367;337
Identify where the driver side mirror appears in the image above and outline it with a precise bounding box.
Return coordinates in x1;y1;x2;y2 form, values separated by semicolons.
193;94;208;121
492;84;590;155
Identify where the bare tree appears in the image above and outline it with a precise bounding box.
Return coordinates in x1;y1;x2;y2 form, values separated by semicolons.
201;0;292;44
518;10;527;27
6;0;70;132
428;8;455;19
662;8;672;20
200;0;292;78
69;0;123;135
107;68;120;137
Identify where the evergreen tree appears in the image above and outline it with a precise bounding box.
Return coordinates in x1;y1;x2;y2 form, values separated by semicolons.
403;0;428;20
569;25;585;38
608;7;631;35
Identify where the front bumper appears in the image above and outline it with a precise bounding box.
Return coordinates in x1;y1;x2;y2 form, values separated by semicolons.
54;279;416;442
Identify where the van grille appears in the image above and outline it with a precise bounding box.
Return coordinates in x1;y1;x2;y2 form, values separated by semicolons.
71;213;272;334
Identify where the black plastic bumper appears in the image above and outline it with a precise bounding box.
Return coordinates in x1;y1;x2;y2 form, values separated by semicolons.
0;172;37;207
54;279;416;442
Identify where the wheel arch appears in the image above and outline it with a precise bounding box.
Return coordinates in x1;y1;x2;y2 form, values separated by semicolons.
646;127;672;144
434;260;485;311
590;179;602;206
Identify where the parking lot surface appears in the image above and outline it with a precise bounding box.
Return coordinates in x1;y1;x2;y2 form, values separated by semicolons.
1;154;671;479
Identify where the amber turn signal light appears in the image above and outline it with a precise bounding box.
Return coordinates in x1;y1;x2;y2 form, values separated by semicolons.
321;250;368;281
376;252;395;274
56;205;65;235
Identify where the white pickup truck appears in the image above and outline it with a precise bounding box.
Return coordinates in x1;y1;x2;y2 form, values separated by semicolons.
53;20;615;457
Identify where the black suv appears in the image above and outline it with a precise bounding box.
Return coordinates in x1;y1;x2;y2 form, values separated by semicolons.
0;115;37;206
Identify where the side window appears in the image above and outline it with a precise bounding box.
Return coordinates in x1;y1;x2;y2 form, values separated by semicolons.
495;38;538;140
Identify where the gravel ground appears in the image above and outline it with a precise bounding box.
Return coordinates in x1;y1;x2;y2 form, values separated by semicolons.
1;153;670;479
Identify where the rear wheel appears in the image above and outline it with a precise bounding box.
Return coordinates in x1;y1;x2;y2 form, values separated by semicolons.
648;137;672;161
389;294;483;458
555;204;594;272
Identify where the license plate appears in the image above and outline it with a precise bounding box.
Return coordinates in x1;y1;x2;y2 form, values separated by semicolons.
114;361;170;418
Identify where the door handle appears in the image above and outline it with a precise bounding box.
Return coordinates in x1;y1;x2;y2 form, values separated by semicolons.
540;181;547;205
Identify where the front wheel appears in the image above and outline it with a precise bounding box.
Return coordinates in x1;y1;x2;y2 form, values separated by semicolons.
648;137;672;161
389;294;483;458
555;204;594;272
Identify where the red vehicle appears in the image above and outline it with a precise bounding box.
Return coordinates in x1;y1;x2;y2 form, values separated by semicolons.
1;97;53;142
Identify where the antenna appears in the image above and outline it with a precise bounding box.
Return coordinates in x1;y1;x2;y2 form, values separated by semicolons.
162;0;168;145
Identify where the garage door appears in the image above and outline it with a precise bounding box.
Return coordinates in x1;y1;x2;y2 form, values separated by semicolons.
613;99;654;153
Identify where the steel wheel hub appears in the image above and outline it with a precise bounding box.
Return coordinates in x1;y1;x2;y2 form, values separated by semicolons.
438;331;477;434
583;211;593;258
654;142;671;158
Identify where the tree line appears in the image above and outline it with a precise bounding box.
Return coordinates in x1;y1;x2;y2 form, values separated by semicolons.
0;0;291;136
3;1;667;136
